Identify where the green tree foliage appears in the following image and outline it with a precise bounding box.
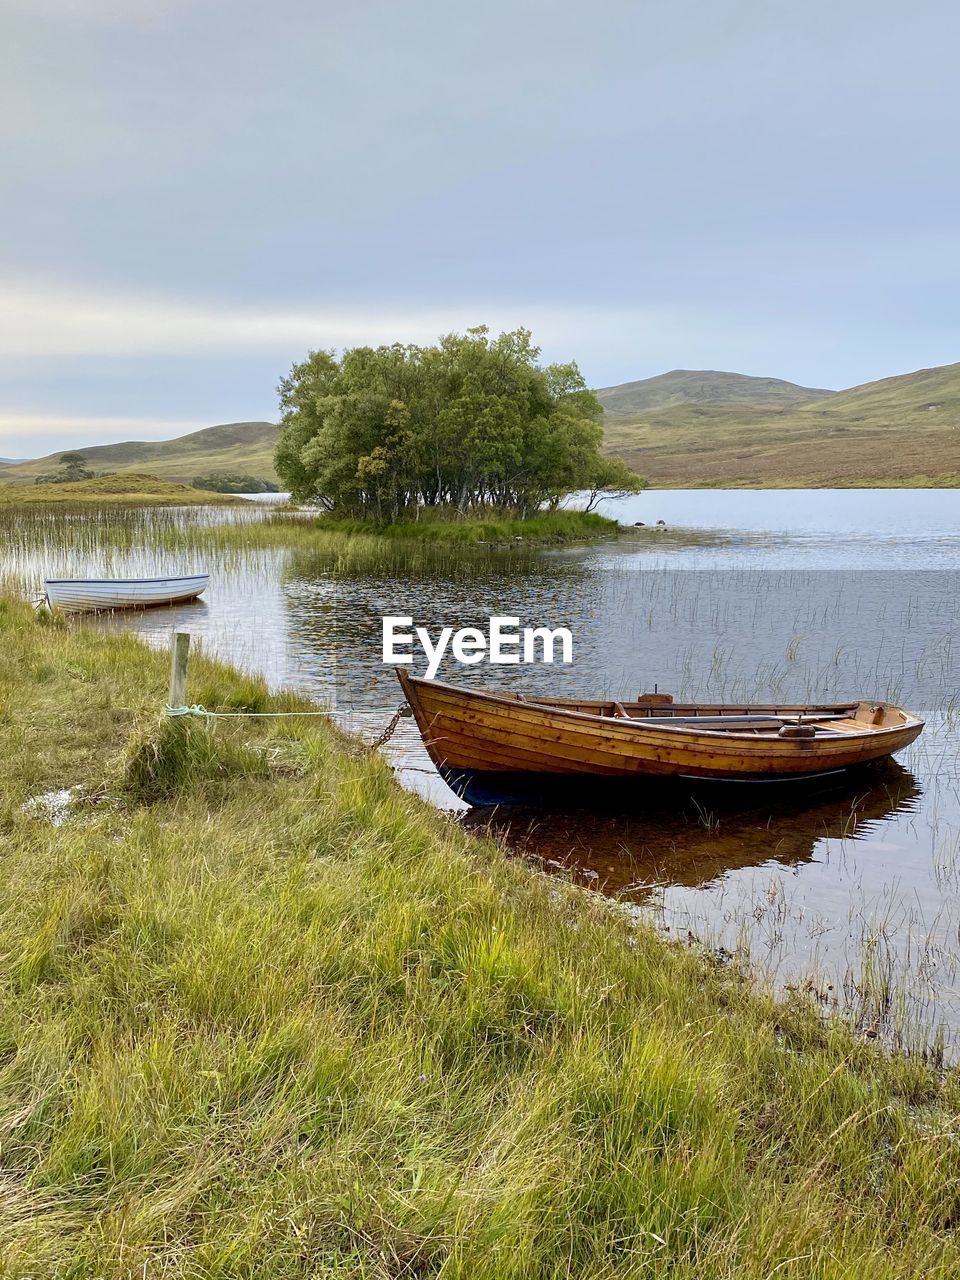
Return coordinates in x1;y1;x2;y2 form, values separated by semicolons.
191;472;279;494
582;456;647;512
274;327;644;518
33;453;94;485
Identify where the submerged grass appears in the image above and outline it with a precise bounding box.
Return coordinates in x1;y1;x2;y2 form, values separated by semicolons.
2;595;960;1277
0;506;729;600
134;510;727;569
158;508;630;559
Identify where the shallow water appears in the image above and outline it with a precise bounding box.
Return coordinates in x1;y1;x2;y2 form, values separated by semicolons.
2;491;959;1056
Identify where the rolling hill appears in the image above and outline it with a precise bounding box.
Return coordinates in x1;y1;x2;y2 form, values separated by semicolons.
600;362;960;487
0;422;280;485
3;361;959;493
596;369;834;415
0;473;242;505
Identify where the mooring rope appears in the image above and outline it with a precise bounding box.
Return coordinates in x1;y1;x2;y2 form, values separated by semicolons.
163;700;414;751
164;704;331;719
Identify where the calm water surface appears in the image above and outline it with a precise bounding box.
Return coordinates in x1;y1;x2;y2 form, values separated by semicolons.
2;489;959;1056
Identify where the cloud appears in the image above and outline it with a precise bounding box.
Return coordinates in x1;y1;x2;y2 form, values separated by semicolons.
2;274;957;457
0;277;686;360
0;280;392;357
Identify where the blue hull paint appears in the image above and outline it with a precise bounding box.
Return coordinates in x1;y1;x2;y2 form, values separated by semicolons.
439;765;862;810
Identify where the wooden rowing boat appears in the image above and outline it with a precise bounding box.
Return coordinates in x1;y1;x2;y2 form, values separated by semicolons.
396;670;924;806
44;573;208;613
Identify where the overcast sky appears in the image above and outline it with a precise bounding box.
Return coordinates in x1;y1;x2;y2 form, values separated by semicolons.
2;0;959;455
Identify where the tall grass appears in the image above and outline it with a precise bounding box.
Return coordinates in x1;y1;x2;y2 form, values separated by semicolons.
2;595;960;1277
0;505;732;608
308;509;621;543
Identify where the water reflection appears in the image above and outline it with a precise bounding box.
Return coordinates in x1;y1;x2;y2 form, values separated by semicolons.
461;762;923;903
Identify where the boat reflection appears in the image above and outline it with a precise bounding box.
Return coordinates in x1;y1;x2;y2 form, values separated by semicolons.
460;762;922;903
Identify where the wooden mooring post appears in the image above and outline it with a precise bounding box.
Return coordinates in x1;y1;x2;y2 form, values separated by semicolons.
168;631;191;710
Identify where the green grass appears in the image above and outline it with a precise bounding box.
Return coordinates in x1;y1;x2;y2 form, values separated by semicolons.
128;510;725;577
1;596;960;1276
309;509;621;544
129;509;636;568
602;360;960;488
0;473;241;506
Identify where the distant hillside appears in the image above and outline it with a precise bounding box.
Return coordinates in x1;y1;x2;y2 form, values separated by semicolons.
3;360;958;493
602;362;960;487
0;422;280;485
0;473;242;506
596;369;834;415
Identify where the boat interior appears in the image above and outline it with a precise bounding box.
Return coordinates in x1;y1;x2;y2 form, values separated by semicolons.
497;691;914;738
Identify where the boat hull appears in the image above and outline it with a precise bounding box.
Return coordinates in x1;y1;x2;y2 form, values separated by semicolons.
397;672;924;806
44;574;208;613
439;762;875;808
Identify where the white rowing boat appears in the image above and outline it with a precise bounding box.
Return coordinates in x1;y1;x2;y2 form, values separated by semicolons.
43;574;209;612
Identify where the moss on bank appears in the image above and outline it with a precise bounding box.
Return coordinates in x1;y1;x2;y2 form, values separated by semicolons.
1;596;959;1277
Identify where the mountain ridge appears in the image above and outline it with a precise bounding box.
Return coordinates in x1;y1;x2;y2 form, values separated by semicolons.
596;369;834;415
1;361;958;490
601;361;960;487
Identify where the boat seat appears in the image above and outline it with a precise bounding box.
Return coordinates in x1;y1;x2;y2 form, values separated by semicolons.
628;714;789;728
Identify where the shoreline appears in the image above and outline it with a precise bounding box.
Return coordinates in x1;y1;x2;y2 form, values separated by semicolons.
2;595;959;1273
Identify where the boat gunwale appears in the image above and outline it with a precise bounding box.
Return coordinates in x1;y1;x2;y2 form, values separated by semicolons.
399;672;925;745
43;574;208;586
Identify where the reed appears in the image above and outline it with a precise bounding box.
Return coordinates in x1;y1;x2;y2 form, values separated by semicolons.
2;595;960;1277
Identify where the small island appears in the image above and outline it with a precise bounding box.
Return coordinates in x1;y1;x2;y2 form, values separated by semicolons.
274;326;643;539
0;472;242;506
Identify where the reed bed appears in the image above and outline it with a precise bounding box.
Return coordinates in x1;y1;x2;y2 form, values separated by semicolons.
0;505;604;598
2;597;960;1276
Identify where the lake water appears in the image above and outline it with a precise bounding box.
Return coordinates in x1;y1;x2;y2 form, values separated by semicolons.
2;489;959;1058
589;488;960;569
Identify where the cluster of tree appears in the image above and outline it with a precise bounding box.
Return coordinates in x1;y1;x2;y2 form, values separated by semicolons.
274;327;643;519
191;473;279;494
34;452;94;485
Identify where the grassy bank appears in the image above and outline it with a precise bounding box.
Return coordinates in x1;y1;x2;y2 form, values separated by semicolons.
3;598;960;1277
0;473;241;506
308;509;620;544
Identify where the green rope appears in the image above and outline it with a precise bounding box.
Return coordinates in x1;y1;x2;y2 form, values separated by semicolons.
164;704;331;719
162;702;412;755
